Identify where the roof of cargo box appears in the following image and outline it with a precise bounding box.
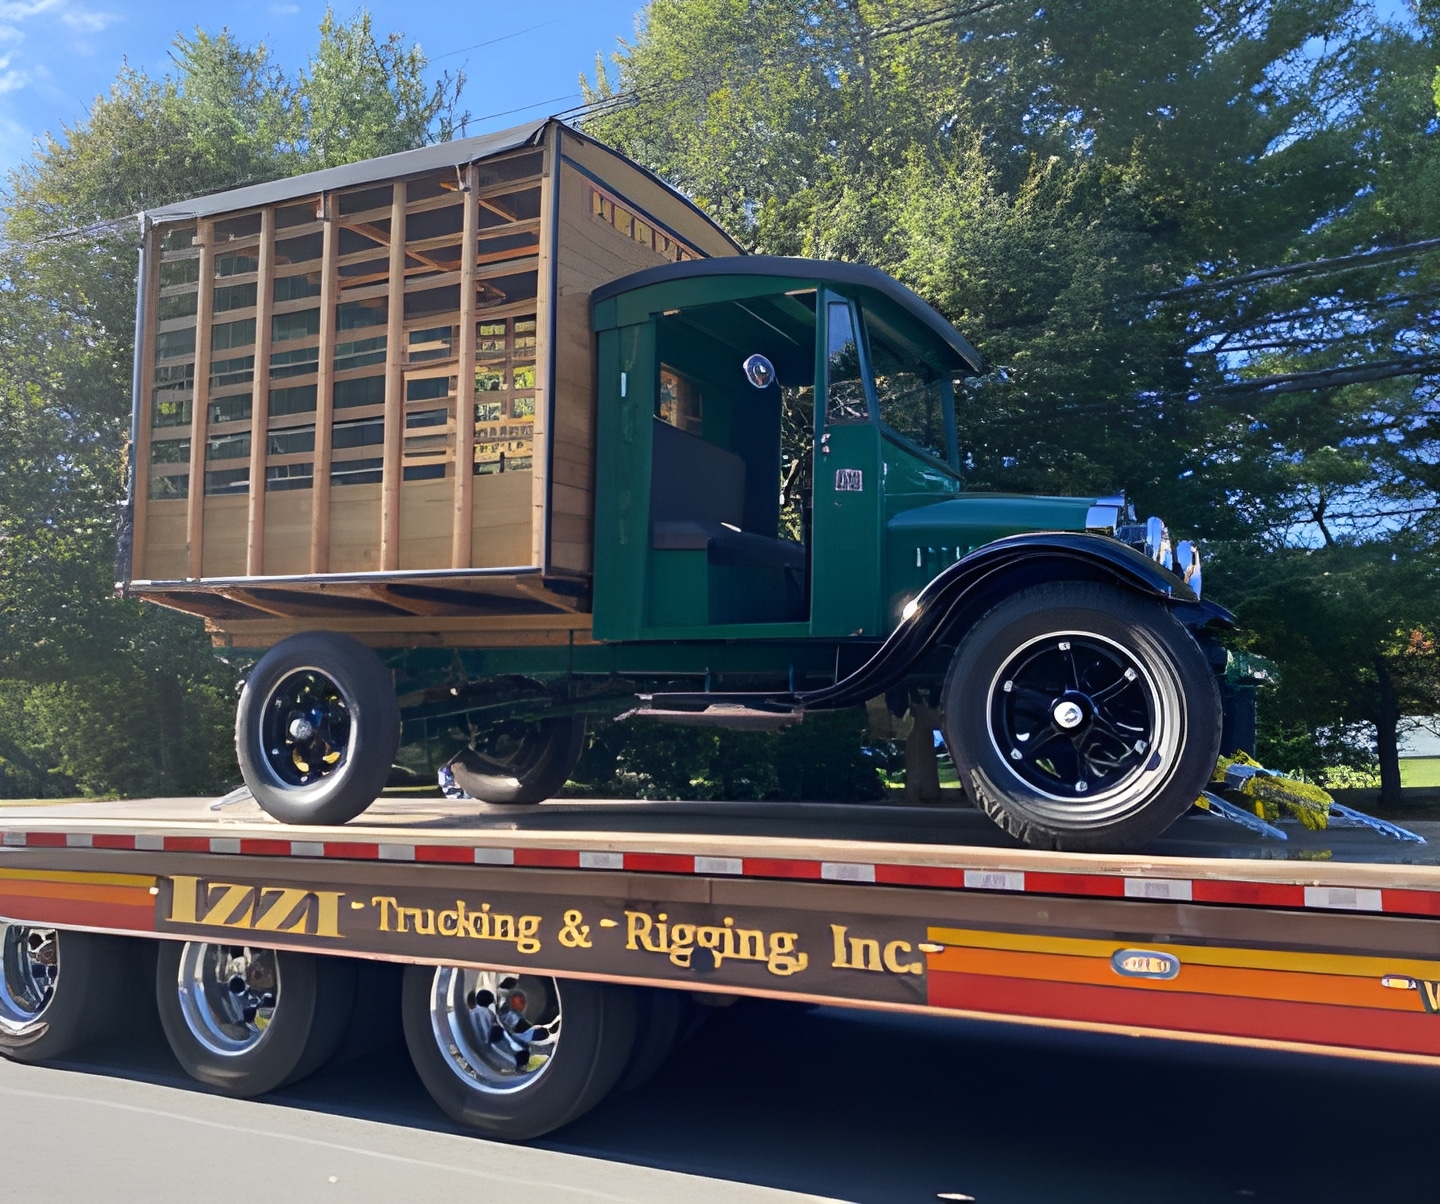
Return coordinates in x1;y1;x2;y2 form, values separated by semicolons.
593;255;987;374
138;120;740;253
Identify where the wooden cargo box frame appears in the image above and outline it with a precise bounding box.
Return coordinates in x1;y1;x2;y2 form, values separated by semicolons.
120;119;740;642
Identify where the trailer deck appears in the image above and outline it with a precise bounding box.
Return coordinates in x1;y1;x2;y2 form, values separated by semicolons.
5;794;1440;1067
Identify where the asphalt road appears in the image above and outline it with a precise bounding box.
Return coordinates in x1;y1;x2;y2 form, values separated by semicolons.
4;988;1440;1203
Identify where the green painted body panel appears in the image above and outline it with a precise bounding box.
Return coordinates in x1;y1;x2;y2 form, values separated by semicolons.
590;263;1105;671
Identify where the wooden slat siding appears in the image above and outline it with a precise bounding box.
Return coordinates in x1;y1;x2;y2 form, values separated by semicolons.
532;130;561;571
467;472;534;568
246;206;276;574
380;181;407;570
452;164;479;567
131;222;159;579
559;132;742;259
547;149;680;576
310;198;339;573
262;490;311;575
186;220;216;578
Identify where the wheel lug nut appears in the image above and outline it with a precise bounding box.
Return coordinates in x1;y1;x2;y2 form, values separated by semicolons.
288;717;315;741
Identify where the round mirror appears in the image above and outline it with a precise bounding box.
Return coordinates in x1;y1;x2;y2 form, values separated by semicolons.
742;353;776;389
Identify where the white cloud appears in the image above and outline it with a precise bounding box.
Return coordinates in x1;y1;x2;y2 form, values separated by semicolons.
0;52;25;94
0;24;21;42
61;7;117;33
269;3;301;12
0;0;60;19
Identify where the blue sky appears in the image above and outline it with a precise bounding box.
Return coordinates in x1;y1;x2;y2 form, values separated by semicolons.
0;1;648;176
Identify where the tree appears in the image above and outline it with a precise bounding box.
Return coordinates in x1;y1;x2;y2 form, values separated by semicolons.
0;13;464;797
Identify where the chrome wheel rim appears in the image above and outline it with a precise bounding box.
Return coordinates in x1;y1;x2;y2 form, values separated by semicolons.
986;630;1175;816
428;968;561;1095
0;924;58;1025
175;944;279;1056
258;666;353;789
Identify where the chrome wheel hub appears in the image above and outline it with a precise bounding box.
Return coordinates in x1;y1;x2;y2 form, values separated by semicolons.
175;944;279;1056
428;968;561;1095
0;924;58;1025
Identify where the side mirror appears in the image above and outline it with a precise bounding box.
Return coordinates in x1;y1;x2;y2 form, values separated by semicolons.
742;353;776;389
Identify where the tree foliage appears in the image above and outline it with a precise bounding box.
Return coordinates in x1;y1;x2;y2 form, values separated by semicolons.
0;12;463;797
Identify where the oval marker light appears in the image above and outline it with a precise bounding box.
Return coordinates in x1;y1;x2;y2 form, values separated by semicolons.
1111;949;1181;980
1382;975;1418;990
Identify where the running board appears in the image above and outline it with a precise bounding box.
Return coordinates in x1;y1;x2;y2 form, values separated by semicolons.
619;704;805;731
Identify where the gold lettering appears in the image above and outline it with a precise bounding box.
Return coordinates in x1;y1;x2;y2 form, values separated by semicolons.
516;915;542;955
848;936;882;972
312;890;343;939
168;875;201;925
883;940;923;975
1422;980;1440;1013
200;883;255;930
438;909;461;937
831;924;850;968
735;928;764;960
766;931;808;976
493;914;514;941
253;887;311;934
372;895;399;931
627;910;665;952
401;907;434;936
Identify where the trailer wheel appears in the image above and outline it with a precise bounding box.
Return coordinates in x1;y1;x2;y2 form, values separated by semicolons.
0;925;128;1062
942;581;1220;851
612;986;686;1096
402;966;637;1139
236;630;399;825
449;715;586;804
156;942;355;1096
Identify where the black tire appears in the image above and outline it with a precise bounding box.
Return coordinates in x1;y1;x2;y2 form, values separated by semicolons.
449;714;586;804
401;965;637;1140
155;942;355;1096
941;581;1220;851
236;630;399;825
612;986;686;1096
0;926;132;1063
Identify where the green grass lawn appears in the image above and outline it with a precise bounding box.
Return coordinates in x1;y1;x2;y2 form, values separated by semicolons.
1401;758;1440;788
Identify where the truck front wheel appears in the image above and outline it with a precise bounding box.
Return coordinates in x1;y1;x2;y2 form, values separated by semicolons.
401;965;636;1139
942;581;1220;851
156;942;355;1096
236;631;400;825
448;715;586;804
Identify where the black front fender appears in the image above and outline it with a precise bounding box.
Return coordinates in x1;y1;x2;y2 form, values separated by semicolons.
795;532;1232;709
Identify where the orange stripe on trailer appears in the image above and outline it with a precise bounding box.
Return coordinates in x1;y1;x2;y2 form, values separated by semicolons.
926;945;1421;1013
927;970;1440;1059
925;925;1440;982
0;868;156;889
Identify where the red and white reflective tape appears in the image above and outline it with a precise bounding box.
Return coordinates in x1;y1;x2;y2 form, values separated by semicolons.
3;828;1437;919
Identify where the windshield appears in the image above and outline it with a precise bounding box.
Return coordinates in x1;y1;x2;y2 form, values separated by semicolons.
865;319;952;465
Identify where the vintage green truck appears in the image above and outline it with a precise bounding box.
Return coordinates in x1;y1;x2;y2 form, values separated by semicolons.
120;118;1228;850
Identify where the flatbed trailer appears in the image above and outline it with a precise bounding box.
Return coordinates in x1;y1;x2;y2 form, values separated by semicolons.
3;793;1440;1137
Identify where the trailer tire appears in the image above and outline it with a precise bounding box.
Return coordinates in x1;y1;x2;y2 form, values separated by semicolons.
613;986;686;1096
0;926;130;1062
942;581;1220;852
156;942;355;1096
402;966;637;1140
449;715;586;804
236;630;399;826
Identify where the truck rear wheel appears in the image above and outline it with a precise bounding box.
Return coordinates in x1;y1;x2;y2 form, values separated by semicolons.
401;965;637;1139
449;715;586;804
156;942;355;1096
0;925;128;1062
236;630;399;825
942;581;1220;851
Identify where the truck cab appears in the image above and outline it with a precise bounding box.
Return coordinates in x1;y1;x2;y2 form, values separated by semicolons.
592;257;1025;641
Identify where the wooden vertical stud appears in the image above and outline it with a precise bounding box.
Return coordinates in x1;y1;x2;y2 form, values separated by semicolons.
380;180;407;570
186;219;215;579
246;206;276;575
130;221;160;580
532;128;561;571
310;194;339;574
452;164;479;568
